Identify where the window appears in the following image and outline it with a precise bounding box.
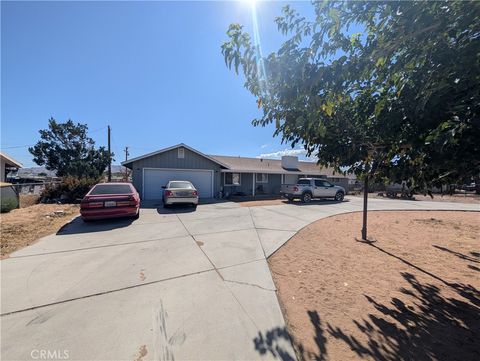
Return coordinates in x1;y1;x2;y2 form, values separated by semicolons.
178;147;185;159
224;173;240;185
168;181;194;189
297;179;311;185
315;180;332;187
90;184;133;195
256;173;268;183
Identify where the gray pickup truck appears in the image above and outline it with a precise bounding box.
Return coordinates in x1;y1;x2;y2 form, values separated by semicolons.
280;178;345;202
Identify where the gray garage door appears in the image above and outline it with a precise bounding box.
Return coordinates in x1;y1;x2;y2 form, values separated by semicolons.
143;168;213;200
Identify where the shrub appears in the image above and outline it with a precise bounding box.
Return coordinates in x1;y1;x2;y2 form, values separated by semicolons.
41;177;98;203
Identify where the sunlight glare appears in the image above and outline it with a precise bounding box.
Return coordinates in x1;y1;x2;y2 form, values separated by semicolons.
249;0;269;98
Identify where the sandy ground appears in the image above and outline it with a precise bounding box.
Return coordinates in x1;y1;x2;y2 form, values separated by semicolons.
368;193;480;204
269;211;480;361
0;204;79;258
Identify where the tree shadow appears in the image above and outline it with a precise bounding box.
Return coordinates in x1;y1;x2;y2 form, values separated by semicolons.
433;245;480;264
253;311;328;361
366;242;480;307
253;327;296;361
255;243;480;361
327;272;480;361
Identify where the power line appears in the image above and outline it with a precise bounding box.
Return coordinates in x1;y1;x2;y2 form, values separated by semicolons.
1;144;34;149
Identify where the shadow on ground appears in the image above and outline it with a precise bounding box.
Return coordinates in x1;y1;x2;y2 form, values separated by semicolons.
326;272;480;361
56;216;135;235
140;198;225;210
287;199;350;207
156;205;198;214
255;276;479;360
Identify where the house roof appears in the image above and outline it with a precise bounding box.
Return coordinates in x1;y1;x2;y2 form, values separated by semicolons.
0;152;23;168
122;143;231;169
122;143;354;179
210;155;353;178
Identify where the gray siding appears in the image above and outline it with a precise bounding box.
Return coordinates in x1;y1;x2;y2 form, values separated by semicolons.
222;172;254;196
328;177;349;190
130;147;222;198
222;172;283;195
255;173;281;194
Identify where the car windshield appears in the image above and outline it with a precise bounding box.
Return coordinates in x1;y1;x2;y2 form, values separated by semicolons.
90;184;132;195
169;181;194;189
297;179;311;185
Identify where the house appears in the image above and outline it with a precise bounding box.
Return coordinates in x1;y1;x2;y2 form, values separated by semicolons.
0;152;22;182
122;143;354;200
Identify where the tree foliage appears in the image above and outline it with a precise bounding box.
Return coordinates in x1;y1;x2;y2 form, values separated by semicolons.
222;1;480;189
29;118;112;179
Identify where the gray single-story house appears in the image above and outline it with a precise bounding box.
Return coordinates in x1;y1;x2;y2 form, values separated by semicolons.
122;143;354;200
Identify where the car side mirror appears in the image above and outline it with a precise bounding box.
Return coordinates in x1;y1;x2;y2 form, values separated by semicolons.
161;186;166;189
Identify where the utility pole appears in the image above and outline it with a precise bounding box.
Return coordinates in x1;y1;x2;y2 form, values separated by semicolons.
124;146;129;181
107;125;112;182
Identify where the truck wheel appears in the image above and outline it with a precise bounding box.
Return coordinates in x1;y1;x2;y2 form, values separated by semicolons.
335;191;344;201
302;192;312;203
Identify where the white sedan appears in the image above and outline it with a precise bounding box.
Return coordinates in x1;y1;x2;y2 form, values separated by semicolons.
162;180;199;208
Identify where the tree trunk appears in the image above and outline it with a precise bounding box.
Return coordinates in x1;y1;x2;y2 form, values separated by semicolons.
361;175;369;240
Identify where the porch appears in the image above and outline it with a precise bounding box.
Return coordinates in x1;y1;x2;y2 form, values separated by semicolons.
221;172;299;197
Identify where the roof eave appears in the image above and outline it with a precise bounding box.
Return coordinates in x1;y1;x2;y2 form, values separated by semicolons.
121;143;231;169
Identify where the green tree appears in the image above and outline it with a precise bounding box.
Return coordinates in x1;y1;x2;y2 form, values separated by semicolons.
222;1;480;238
29;118;112;179
222;0;479;188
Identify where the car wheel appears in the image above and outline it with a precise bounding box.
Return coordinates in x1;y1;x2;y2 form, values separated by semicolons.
133;209;140;219
335;191;345;201
287;197;294;202
192;204;197;210
302;192;312;203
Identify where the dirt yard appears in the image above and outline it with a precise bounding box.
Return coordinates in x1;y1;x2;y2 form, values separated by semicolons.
269;211;480;361
235;197;289;207
0;204;79;258
366;193;480;204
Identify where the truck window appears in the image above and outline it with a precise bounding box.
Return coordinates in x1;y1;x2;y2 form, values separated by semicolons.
297;179;311;185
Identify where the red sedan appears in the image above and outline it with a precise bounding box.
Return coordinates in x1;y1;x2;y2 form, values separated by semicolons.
80;182;140;221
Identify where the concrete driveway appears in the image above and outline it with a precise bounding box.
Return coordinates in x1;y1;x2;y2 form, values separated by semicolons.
1;197;478;360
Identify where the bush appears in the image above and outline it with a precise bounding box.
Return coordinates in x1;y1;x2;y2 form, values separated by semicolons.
41;177;98;203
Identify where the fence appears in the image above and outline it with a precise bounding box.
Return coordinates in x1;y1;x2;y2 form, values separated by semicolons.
11;181;59;196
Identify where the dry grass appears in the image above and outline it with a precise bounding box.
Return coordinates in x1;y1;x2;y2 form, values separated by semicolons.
268;211;480;361
19;193;40;208
0;204;79;258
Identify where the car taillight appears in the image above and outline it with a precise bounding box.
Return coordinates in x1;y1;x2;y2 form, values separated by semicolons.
192;190;198;197
293;186;299;192
82;201;103;209
165;190;173;197
117;196;137;207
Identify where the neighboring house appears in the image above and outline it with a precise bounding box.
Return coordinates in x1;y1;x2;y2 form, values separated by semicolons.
0;152;22;182
7;166;58;183
122;143;354;200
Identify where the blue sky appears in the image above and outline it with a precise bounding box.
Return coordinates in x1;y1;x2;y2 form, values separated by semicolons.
1;0;316;167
